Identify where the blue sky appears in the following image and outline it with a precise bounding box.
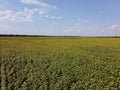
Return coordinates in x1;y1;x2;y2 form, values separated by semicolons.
0;0;120;36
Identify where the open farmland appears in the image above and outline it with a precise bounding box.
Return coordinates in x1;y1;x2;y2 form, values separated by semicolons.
0;37;120;90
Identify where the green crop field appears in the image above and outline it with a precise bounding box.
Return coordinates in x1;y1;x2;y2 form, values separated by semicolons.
0;37;120;90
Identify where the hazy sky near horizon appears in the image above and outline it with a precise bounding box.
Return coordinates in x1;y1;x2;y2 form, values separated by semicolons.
0;0;120;36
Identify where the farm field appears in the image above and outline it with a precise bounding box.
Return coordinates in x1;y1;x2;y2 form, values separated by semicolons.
0;37;120;90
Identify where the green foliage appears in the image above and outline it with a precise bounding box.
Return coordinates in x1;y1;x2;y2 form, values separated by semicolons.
0;37;120;90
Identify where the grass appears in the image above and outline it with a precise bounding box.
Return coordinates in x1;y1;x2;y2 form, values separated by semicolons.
0;37;120;90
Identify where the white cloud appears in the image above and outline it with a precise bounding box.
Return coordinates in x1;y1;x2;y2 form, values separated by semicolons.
14;8;34;22
45;15;62;19
20;0;56;9
0;8;34;22
33;8;48;15
0;0;61;22
0;10;13;21
109;24;120;30
0;7;61;22
21;0;41;5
